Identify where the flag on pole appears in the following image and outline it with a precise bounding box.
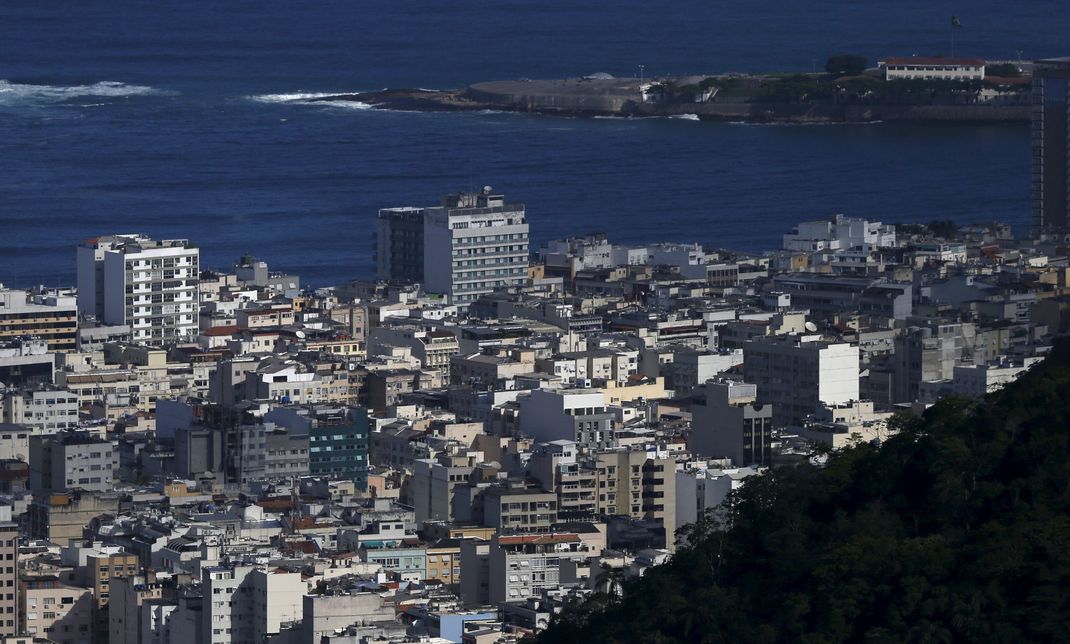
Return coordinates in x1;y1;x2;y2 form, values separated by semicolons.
951;15;962;28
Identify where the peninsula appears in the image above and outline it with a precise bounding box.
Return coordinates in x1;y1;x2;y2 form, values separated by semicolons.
310;57;1033;123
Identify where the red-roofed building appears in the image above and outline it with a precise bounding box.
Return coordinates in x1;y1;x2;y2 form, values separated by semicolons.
879;57;985;81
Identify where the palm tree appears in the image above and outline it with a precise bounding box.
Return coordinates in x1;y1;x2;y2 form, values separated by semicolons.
594;563;626;599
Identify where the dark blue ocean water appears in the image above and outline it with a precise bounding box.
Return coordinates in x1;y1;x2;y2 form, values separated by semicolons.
1;1;1065;287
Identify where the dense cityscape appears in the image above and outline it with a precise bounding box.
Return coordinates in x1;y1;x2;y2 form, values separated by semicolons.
0;35;1069;644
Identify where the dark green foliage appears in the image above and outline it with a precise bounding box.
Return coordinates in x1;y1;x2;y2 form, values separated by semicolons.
825;54;868;77
927;219;959;239
539;340;1070;643
985;63;1021;78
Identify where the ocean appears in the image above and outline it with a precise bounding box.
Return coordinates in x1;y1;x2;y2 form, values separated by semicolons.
1;0;1065;287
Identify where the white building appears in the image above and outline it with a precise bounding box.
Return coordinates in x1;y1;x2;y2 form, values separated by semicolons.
743;335;860;427
487;532;592;604
797;400;896;449
423;188;529;306
518;388;616;450
200;564;304;644
78;235;200;345
675;466;763;543
783;214;896;252
2;388;79;433
949;357;1043;398
879;57;985;81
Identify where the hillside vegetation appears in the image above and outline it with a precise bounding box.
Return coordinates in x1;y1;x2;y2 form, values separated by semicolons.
539;340;1070;643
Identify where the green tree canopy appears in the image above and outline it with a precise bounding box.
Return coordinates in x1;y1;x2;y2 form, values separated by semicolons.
539;339;1070;643
825;54;868;76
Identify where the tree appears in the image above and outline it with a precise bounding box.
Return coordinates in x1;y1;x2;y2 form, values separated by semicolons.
825;54;868;77
986;63;1021;78
539;338;1070;643
926;219;958;239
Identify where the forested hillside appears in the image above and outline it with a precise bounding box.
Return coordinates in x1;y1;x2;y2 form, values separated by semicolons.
539;341;1070;643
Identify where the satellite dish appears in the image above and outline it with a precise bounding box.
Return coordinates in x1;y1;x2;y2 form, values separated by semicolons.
804;321;818;332
483;185;493;194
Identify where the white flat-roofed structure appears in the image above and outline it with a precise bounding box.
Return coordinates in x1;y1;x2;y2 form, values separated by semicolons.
743;334;860;427
880;57;985;81
79;235;199;346
783;214;896;252
518;387;616;450
423;188;529;306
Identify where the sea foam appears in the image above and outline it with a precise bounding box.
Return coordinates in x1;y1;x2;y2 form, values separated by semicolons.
0;80;166;106
247;92;344;103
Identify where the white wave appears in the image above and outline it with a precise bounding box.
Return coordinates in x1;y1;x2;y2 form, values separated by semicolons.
248;92;349;103
0;79;166;106
314;100;375;110
671;113;701;121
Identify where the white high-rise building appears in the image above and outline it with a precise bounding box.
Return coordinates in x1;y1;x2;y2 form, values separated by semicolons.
77;235;199;345
201;565;304;644
743;334;860;427
422;187;529;306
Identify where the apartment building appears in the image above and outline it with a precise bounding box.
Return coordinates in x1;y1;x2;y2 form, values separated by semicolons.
375;207;427;282
482;487;559;533
1;388;79;433
21;576;92;644
423;189;529;306
425;539;463;588
593;450;677;549
0;287;78;353
1033;58;1070;233
264;405;370;489
0;522;15;638
86;551;139;641
487;532;591;604
200;565;304;644
77;235;199;345
518;388;617;451
29;433;116;495
743;335;860;427
368;326;460;377
689;380;774;467
528;440;598;521
412;452;477;523
107;575;165;644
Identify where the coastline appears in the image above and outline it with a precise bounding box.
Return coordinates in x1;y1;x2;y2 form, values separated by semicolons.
307;77;1031;124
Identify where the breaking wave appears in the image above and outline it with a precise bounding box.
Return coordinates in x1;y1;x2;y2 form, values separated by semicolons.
0;80;167;106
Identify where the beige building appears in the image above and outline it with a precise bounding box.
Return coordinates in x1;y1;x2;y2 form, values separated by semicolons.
594;450;677;549
0;288;78;353
21;576;93;644
528;440;598;521
425;539;462;588
107;575;165;644
87;551;139;641
29;493;121;543
482;487;558;533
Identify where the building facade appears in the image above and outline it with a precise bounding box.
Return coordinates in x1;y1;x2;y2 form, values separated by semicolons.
743;336;860;427
375;207;426;282
423;189;529;306
78;235;199;345
1033;58;1070;234
0;288;78;353
689;380;774;466
879;57;985;81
